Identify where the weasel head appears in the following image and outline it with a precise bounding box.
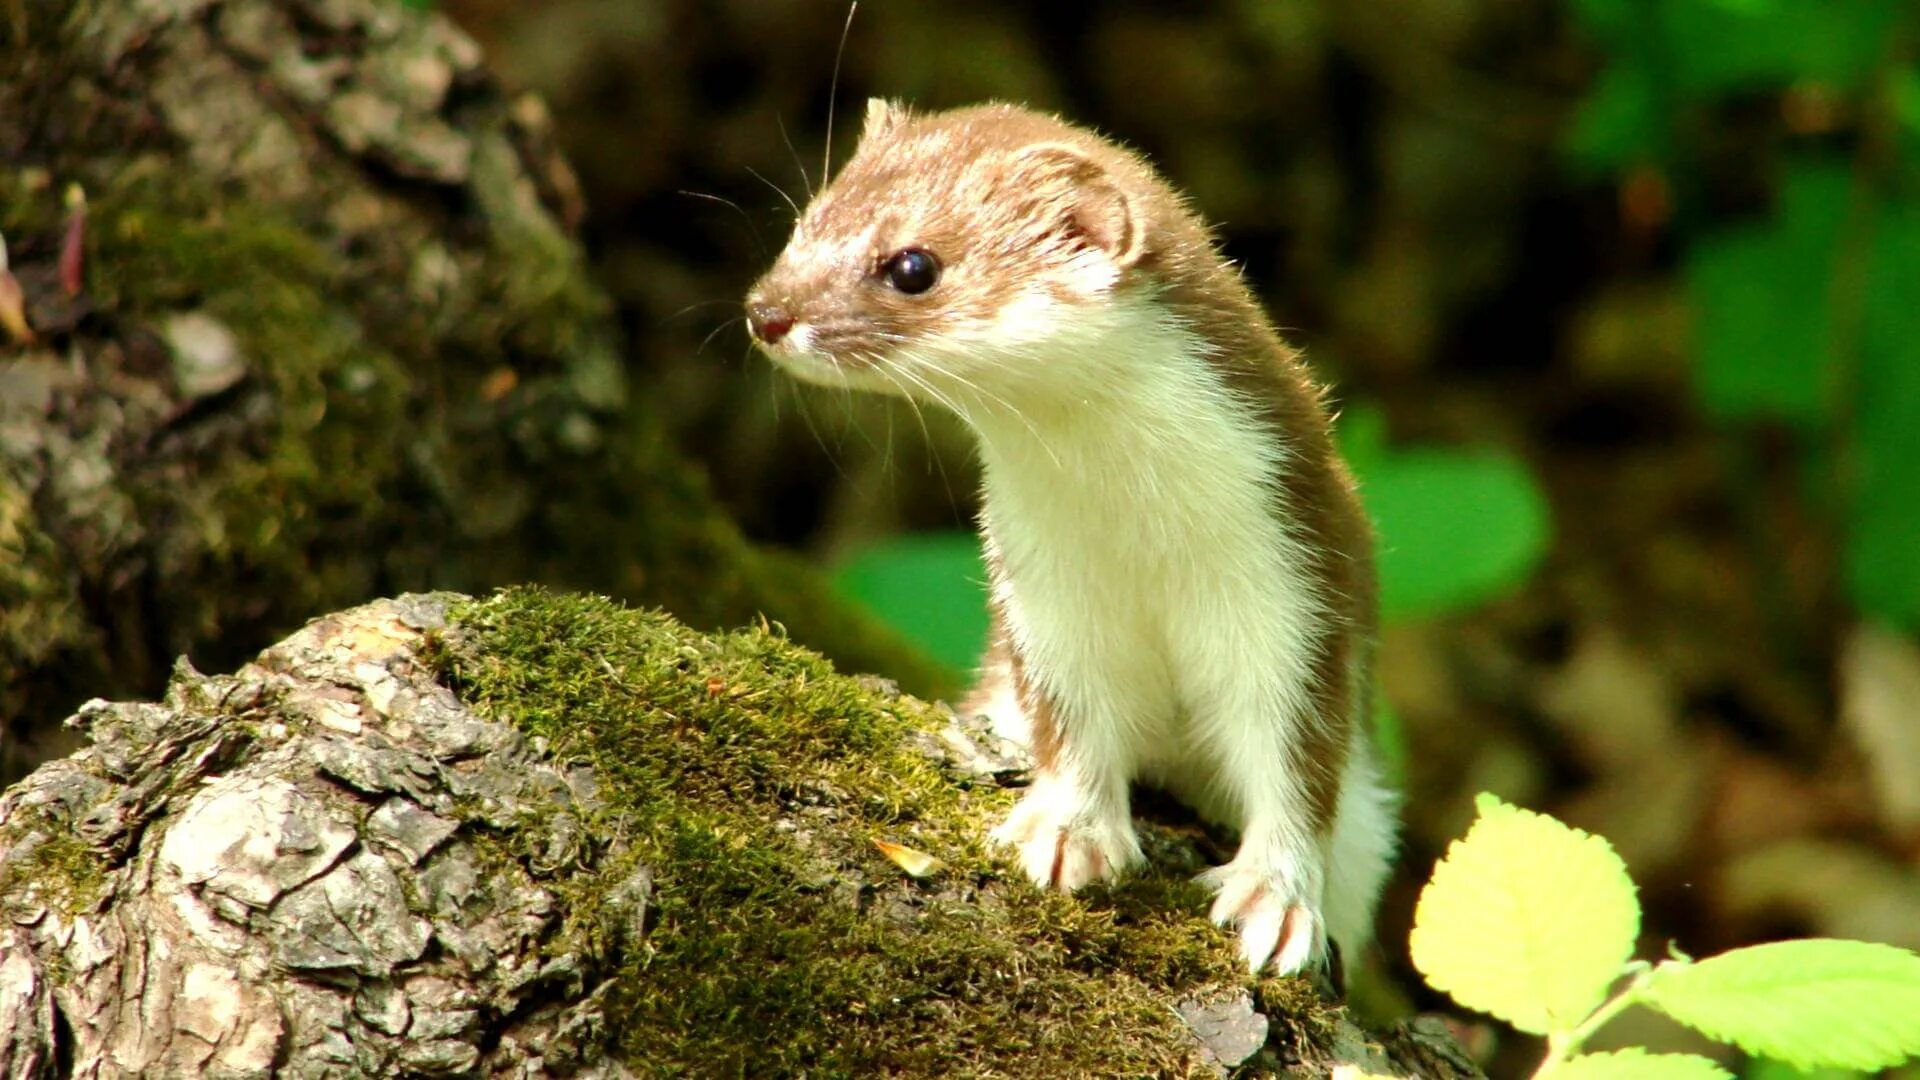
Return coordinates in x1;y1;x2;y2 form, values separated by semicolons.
745;100;1167;407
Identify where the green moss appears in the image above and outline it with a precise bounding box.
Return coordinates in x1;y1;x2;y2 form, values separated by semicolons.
89;165;411;612
0;473;93;671
0;825;109;918
437;586;1325;1076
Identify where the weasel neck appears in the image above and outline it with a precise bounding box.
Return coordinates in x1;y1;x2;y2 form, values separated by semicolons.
949;297;1276;493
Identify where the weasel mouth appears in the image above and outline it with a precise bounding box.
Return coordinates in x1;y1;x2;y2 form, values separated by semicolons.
760;335;910;398
760;333;847;381
779;323;818;352
752;322;833;368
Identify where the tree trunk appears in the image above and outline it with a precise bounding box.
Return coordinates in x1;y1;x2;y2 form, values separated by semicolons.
0;4;1482;1073
0;0;947;778
0;591;1478;1077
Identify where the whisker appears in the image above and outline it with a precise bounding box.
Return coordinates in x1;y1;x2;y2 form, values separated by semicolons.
822;1;860;187
758;352;788;428
676;189;766;257
667;297;744;322
879;380;897;486
775;115;814;201
910;353;1061;469
697;314;745;357
879;363;965;510
745;165;802;220
876;363;938;454
790;381;855;486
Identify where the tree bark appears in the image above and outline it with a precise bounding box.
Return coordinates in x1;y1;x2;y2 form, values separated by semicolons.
0;0;947;778
0;592;1478;1078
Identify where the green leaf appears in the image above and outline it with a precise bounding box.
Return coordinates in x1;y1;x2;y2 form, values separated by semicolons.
1568;62;1663;172
1684;161;1920;628
1566;0;1644;45
1410;793;1641;1036
1659;0;1897;97
1643;939;1920;1070
1685;161;1851;426
1741;1060;1867;1080
834;532;987;673
1334;403;1390;473
1554;1049;1734;1080
1357;449;1551;620
1899;69;1920;131
1844;202;1920;629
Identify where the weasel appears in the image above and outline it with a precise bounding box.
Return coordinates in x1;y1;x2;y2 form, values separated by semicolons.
745;100;1397;976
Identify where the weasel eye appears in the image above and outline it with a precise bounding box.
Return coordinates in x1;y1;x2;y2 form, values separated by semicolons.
882;248;941;294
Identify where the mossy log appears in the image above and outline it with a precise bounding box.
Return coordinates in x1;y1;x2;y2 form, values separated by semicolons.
0;0;947;776
0;590;1477;1077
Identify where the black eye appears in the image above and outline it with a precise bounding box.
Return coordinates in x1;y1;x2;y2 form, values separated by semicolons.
882;248;940;294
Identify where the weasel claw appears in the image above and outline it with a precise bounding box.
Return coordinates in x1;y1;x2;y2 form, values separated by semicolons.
1201;864;1327;976
991;786;1139;892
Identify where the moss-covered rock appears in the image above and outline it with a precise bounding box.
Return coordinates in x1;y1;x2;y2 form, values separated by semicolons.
0;589;1467;1076
441;588;1251;1074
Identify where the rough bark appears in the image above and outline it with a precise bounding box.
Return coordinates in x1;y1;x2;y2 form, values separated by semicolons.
0;0;948;778
0;591;1478;1078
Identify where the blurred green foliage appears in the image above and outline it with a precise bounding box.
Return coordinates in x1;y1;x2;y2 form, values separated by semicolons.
834;533;989;674
1569;0;1898;171
1340;408;1553;624
1571;0;1920;630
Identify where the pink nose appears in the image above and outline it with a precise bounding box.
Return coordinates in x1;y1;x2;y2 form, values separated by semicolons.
747;302;794;345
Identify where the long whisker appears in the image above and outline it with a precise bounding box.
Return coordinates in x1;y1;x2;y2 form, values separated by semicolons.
744;165;802;219
697;314;745;357
789;380;855;485
822;1;860;187
879;378;897;488
676;189;767;256
774;116;814;201
889;362;983;449
878;365;936;452
876;362;965;510
834;360;887;458
668;298;744;322
911;352;1061;470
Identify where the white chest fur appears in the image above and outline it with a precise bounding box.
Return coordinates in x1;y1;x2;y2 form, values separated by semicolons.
964;300;1330;821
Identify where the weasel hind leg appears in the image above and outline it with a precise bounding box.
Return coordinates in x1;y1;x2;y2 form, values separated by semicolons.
1202;730;1396;977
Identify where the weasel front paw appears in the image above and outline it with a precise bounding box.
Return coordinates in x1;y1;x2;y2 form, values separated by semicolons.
991;783;1142;891
1199;857;1327;976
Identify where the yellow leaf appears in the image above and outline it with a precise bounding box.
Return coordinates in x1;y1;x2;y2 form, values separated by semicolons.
872;837;943;879
1410;793;1640;1036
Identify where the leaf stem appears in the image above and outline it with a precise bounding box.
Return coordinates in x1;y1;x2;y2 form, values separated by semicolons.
1534;961;1660;1077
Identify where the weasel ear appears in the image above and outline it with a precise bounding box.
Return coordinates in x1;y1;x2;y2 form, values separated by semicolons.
1014;144;1145;269
861;98;910;144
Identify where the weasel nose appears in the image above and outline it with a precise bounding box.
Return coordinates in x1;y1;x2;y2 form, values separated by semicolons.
747;302;795;346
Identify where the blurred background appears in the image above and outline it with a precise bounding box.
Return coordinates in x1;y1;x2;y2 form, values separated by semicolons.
432;0;1920;1068
8;0;1919;1071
